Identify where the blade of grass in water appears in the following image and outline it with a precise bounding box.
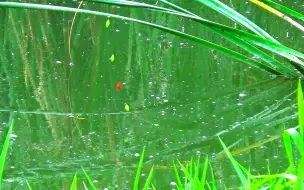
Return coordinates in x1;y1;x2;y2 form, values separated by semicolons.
196;0;304;65
200;156;209;188
298;80;304;138
172;160;183;190
70;173;78;190
283;129;295;172
284;128;304;157
26;180;32;190
133;147;145;190
162;0;303;74
249;0;304;32
143;166;154;190
219;137;248;189
209;162;217;190
81;167;97;190
197;0;277;42
295;158;304;189
0;120;13;187
160;0;301;76
260;0;304;21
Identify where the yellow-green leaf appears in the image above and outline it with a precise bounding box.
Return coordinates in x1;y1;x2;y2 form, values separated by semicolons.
110;54;115;63
105;19;110;28
125;104;130;112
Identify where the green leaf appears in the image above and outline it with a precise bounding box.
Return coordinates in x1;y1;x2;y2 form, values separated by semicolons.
200;156;209;189
0;120;13;187
70;173;78;190
283;130;295;172
298;80;304;138
197;0;278;42
105;19;110;28
110;54;115;63
218;137;248;189
260;0;304;21
133;147;145;190
26;180;32;190
295;158;304;189
81;167;97;190
284;128;304;157
172;161;183;190
143;166;154;190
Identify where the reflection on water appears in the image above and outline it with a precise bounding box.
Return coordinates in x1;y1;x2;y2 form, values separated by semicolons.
0;0;301;189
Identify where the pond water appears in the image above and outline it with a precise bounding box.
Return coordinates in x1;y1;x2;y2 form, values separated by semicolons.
0;0;303;189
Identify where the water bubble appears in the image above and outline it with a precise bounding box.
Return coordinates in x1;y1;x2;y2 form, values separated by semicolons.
56;60;62;64
135;153;140;157
170;182;177;186
239;93;246;97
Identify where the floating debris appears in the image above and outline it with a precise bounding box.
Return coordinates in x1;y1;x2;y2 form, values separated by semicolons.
125;104;130;112
105;19;111;28
116;82;122;91
110;54;115;63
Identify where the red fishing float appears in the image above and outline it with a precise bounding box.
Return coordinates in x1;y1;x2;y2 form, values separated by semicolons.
116;82;122;91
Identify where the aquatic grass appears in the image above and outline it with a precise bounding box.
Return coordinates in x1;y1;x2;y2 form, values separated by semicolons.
259;0;304;22
0;2;280;75
26;180;32;190
218;137;248;189
1;2;304;77
81;167;97;190
133;147;154;190
248;0;304;31
172;155;210;190
87;0;304;75
0;120;13;188
298;80;304;139
70;173;78;190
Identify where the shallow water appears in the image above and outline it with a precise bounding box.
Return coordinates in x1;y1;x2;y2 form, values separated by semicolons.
0;0;303;189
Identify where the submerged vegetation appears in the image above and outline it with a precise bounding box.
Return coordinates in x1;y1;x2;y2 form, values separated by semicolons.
0;0;303;76
0;81;303;189
0;0;303;189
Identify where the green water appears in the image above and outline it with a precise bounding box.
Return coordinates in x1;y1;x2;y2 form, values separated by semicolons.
0;0;303;189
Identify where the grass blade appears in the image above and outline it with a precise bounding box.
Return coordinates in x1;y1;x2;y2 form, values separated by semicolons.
295;158;304;189
0;120;13;187
298;80;304;138
143;166;154;190
209;162;217;190
283;130;295;172
200;156;209;189
26;180;32;190
260;0;304;21
172;161;183;190
197;0;277;42
284;128;304;156
81;167;97;190
249;0;304;31
218;137;248;189
133;147;145;190
70;173;78;190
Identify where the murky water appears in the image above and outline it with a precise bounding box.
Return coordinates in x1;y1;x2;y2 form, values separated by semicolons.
0;0;302;189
